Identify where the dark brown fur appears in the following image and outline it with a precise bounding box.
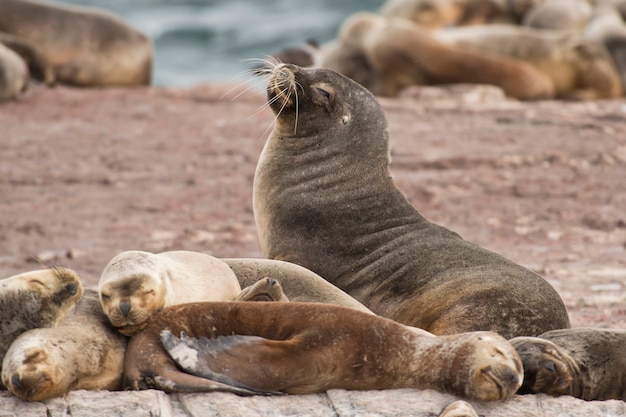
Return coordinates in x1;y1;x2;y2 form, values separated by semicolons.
124;301;522;400
253;64;570;339
510;328;626;401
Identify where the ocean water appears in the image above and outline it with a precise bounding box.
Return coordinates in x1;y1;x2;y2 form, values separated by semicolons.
50;0;386;87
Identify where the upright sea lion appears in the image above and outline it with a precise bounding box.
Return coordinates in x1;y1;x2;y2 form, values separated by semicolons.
253;63;571;339
323;13;555;99
510;328;626;401
98;250;241;336
125;301;523;401
0;0;152;86
0;43;28;102
2;290;127;401
0;267;83;370
223;258;372;313
433;23;624;99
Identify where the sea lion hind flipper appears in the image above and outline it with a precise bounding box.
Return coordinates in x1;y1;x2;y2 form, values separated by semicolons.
160;331;282;396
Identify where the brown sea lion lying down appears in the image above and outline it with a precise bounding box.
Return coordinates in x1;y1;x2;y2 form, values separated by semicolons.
124;301;523;401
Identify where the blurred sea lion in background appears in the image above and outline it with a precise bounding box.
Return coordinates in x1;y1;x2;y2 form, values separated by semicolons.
522;0;592;32
434;23;623;99
379;0;545;28
0;0;152;86
323;13;555;99
0;32;54;86
0;42;28;101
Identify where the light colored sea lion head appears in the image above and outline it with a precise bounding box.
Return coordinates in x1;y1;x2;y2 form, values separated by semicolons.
98;250;167;336
509;336;577;396
236;277;289;302
452;332;524;400
2;333;67;401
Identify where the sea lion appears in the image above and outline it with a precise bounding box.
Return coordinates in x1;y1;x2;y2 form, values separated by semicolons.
379;0;544;28
522;0;592;32
0;32;55;85
510;328;626;401
252;63;571;339
0;43;28;102
323;13;555;99
125;301;523;401
98;250;241;336
0;0;152;86
433;23;624;99
2;290;127;402
223;258;373;313
584;4;626;91
0;267;83;372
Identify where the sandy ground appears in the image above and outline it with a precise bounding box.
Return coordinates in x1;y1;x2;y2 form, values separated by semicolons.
1;82;625;329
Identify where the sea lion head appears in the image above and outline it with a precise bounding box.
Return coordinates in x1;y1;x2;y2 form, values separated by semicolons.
451;332;524;400
509;336;576;396
1;334;67;402
236;277;289;302
266;64;387;151
2;267;84;327
99;251;167;336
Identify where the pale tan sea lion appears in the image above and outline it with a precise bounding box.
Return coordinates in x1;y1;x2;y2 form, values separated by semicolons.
510;328;626;401
2;290;127;401
125;301;522;401
0;0;152;86
223;258;373;313
324;13;555;99
522;0;592;32
98;250;241;336
252;63;570;339
0;43;28;102
433;23;624;99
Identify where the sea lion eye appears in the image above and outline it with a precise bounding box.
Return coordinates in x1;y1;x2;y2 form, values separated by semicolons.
101;293;110;301
316;87;330;100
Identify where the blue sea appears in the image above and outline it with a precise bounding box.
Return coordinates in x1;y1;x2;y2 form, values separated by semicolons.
50;0;386;87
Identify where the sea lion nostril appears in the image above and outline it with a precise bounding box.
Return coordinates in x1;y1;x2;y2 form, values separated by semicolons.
543;360;557;373
11;374;23;389
119;301;131;317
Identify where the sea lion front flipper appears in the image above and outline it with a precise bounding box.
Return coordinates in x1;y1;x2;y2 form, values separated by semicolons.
0;32;55;85
160;331;284;395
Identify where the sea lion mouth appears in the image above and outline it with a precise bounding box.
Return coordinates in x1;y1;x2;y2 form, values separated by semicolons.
267;63;298;111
